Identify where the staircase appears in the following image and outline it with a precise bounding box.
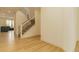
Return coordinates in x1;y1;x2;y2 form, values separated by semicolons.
15;8;35;38
19;16;35;38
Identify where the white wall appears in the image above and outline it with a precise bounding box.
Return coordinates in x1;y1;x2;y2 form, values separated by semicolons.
76;8;79;41
35;8;41;35
15;11;27;36
41;7;77;52
0;18;6;26
63;8;77;51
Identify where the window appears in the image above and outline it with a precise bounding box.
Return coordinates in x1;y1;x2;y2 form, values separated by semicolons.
6;19;14;28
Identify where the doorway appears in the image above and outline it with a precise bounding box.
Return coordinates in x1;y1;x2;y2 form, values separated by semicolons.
6;19;14;31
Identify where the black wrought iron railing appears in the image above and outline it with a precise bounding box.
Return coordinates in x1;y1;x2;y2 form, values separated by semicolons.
20;17;35;37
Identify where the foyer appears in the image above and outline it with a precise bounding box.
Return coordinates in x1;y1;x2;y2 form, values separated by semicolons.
0;7;79;52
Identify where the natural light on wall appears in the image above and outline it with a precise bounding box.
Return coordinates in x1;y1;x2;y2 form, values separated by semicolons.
6;19;14;28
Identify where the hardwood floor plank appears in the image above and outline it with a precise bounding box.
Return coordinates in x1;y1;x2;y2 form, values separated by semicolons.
0;31;64;52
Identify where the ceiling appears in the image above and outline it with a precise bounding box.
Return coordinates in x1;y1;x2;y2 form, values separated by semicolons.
0;7;35;20
0;7;24;19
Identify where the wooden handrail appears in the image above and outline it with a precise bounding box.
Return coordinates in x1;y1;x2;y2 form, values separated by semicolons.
22;16;35;26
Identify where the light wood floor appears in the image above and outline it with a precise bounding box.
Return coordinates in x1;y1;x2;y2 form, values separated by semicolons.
0;31;64;52
75;41;79;52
